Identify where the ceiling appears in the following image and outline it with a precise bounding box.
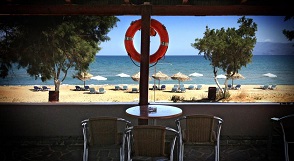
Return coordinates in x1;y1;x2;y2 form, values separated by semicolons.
0;0;292;16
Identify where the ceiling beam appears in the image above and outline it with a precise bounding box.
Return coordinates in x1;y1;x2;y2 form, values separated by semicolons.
0;4;292;16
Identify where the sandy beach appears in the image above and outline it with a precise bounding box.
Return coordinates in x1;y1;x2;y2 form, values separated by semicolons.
0;84;294;103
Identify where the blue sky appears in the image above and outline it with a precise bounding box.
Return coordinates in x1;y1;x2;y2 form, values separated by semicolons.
99;16;293;56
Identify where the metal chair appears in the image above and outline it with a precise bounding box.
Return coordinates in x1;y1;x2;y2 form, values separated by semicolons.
122;125;180;161
175;114;223;161
81;117;132;161
271;114;294;161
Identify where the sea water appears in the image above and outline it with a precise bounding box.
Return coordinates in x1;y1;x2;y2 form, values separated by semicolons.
1;55;294;86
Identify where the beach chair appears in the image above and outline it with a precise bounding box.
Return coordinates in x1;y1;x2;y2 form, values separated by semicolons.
131;87;139;93
234;84;241;90
261;84;269;90
196;84;202;90
269;84;277;90
89;88;97;94
171;87;178;92
180;84;185;89
97;87;106;94
122;125;180;161
75;86;82;91
42;86;51;91
84;86;90;91
122;85;128;90
176;114;223;161
33;86;42;91
115;85;121;90
179;87;186;93
228;84;232;89
150;85;158;90
188;85;195;90
81;117;132;161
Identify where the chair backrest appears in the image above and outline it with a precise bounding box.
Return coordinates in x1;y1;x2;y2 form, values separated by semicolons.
176;114;223;144
276;114;294;142
134;126;166;157
172;87;178;92
82;117;131;146
123;125;179;159
89;88;96;94
99;88;104;93
123;85;128;90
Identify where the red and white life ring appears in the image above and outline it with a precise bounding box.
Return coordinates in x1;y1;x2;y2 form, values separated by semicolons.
124;19;169;64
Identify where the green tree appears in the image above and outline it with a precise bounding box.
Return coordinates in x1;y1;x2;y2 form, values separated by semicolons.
0;16;118;92
283;16;294;42
191;16;257;98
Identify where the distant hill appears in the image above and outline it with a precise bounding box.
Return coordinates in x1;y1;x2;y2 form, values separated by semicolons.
253;42;294;55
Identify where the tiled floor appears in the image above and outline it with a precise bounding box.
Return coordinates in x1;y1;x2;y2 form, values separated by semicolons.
0;142;286;161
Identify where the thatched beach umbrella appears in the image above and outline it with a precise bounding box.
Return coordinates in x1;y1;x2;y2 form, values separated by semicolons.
131;72;141;82
171;72;191;88
226;72;245;87
152;71;170;87
131;72;151;83
75;72;93;87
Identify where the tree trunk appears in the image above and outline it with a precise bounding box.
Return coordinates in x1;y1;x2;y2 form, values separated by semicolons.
54;79;61;91
48;79;61;102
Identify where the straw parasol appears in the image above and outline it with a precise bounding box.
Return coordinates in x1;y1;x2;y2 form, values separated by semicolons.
75;72;93;87
226;72;245;87
131;72;152;82
171;72;191;88
152;71;170;87
131;72;141;82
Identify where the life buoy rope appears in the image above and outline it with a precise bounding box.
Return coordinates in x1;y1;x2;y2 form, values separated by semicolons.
124;19;169;64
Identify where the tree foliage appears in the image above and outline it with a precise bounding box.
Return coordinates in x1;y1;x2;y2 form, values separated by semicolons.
191;16;257;98
283;16;294;42
0;16;119;91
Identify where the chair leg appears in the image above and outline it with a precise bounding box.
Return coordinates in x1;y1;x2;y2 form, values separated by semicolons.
83;148;88;161
285;142;289;161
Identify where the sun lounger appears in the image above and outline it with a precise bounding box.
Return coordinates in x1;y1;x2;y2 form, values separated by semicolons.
33;86;42;91
149;85;158;90
269;84;277;90
42;86;51;91
89;87;97;94
131;87;139;93
97;87;106;94
84;86;90;91
261;84;270;90
234;84;241;90
228;84;232;89
196;84;202;90
122;85;128;90
188;85;195;90
75;86;82;91
171;87;178;92
114;85;121;90
179;87;186;93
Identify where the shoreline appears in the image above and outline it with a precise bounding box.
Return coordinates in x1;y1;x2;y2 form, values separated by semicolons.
0;84;293;103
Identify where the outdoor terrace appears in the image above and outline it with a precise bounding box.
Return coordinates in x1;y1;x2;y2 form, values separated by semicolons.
1;102;293;160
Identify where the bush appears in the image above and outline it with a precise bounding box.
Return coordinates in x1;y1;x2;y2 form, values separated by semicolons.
216;90;231;100
171;95;183;102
